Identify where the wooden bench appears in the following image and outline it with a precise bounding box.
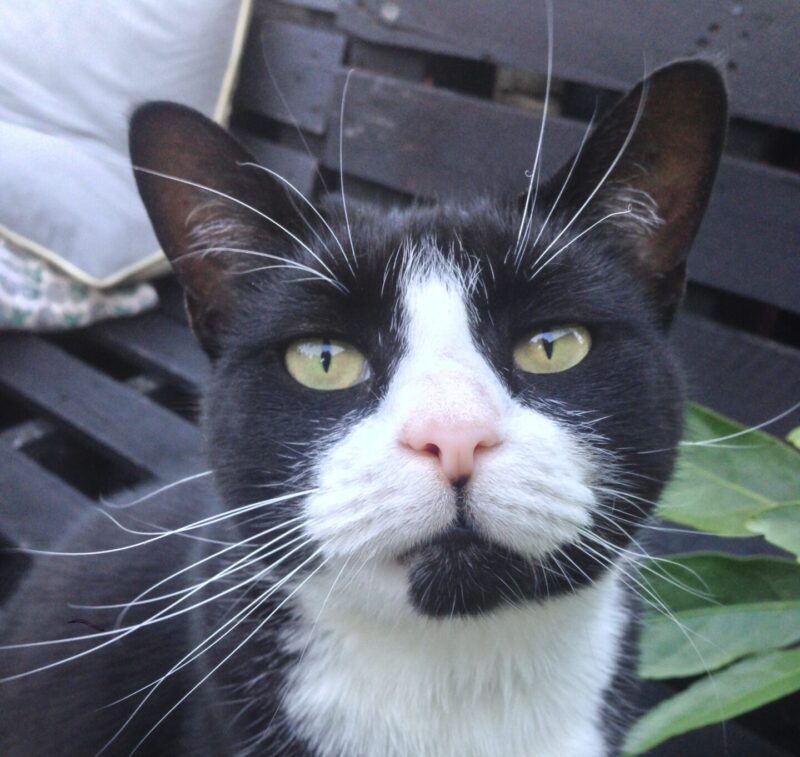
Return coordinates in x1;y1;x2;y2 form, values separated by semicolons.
1;1;798;753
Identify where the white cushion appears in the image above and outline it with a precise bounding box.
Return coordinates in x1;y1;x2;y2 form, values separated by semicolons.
0;0;252;287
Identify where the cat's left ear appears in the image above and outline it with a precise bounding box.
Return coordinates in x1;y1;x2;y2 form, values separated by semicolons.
541;60;727;324
130;102;298;357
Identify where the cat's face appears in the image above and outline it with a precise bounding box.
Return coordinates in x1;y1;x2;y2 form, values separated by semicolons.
130;61;726;619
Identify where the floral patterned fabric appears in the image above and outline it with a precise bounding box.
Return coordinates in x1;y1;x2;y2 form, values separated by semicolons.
0;238;157;330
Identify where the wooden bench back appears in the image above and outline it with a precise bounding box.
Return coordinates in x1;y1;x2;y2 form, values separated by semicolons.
236;0;800;314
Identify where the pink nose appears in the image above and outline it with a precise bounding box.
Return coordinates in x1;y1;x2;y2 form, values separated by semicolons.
402;421;501;482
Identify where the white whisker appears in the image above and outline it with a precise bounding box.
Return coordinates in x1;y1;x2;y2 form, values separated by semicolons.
132;167;345;290
513;0;554;267
104;550;330;756
529;207;633;280
339;69;358;269
10;489;315;558
0;528;315;654
681;401;800;447
532;110;597;248
102;471;212;510
637;400;800;455
531;76;650;266
239;161;352;276
72;517;309;615
257;47;332;196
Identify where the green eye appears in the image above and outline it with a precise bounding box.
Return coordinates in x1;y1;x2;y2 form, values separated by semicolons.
513;326;591;374
285;338;370;391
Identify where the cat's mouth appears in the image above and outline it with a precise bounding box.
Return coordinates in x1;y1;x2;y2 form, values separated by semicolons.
397;522;485;561
423;523;483;549
396;523;536;617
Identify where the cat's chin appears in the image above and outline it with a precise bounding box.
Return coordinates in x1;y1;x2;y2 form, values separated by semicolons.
400;526;546;617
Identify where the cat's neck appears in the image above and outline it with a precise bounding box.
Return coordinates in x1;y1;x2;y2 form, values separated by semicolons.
281;563;630;757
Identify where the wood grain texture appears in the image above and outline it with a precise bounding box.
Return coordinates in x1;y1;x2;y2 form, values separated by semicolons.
323;70;578;195
673;311;800;437
0;336;203;481
278;0;341;11
338;0;800;130
0;440;89;550
237;135;320;198
87;313;208;390
691;158;800;313
236;19;346;134
323;70;800;312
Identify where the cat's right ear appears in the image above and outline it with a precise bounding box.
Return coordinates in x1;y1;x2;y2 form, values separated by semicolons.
538;60;727;325
130;103;294;357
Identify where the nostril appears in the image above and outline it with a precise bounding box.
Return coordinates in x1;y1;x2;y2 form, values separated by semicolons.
421;442;440;458
402;422;502;483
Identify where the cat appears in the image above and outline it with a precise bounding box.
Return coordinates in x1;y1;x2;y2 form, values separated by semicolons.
0;59;726;756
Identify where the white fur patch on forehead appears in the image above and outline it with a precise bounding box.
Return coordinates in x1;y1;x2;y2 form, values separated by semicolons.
386;258;511;439
402;262;470;346
395;256;502;393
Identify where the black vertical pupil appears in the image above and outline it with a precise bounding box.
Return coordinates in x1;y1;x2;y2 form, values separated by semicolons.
541;334;555;359
320;340;332;373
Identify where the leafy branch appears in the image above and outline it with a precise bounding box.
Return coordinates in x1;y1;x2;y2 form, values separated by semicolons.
624;405;800;755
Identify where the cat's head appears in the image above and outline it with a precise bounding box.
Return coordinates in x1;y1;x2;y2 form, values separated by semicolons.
130;60;726;620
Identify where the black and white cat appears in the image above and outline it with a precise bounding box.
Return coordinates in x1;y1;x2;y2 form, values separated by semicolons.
0;60;726;756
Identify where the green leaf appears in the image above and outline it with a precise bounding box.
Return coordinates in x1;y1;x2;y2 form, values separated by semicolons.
748;505;800;559
787;426;800;450
657;404;800;536
624;648;800;755
639;553;800;679
641;553;800;610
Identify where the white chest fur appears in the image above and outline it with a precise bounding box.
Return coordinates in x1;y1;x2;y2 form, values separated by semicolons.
283;567;628;757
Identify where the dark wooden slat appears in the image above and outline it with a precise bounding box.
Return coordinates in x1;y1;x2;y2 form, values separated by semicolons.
323;70;800;313
280;0;340;11
0;441;89;550
237;135;320;198
236;19;346;135
338;0;800;131
673;311;800;437
87;313;208;391
0;336;203;480
349;38;428;81
691;159;800;313
323;70;579;194
336;1;466;58
153;276;189;324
